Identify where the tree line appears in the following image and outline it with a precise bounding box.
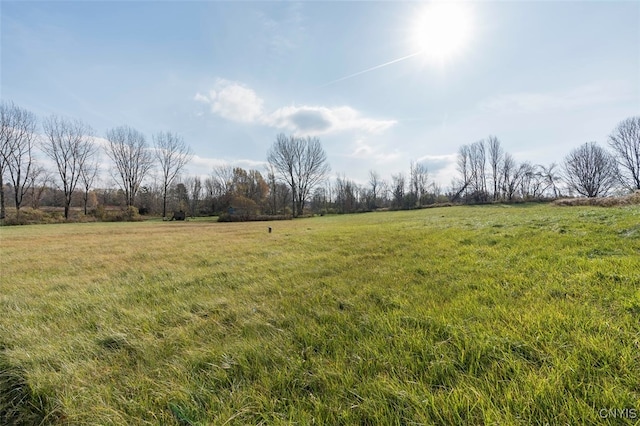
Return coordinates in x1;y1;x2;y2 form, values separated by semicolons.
0;101;193;222
1;99;638;224
452;117;639;203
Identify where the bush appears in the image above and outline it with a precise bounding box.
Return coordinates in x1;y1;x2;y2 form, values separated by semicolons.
0;205;144;225
90;205;107;221
124;206;141;221
1;208;66;226
94;206;143;222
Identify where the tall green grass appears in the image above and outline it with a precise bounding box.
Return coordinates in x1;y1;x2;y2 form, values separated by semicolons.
1;204;639;424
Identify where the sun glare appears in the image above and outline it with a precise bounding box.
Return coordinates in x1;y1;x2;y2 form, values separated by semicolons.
410;2;473;63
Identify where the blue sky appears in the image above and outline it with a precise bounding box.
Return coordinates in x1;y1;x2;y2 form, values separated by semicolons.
2;0;639;188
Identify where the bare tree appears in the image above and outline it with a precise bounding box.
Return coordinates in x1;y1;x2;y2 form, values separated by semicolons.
204;175;217;213
529;164;552;199
501;152;519;201
212;164;234;196
518;162;543;199
268;134;298;216
540;163;562;198
451;145;474;202
79;156;100;215
335;174;360;213
271;181;292;215
409;161;429;206
186;176;202;216
563;142;619;197
469;140;487;201
391;173;405;208
456;144;471;199
265;163;278;215
487;135;503;201
455;140;489;202
27;163;53;209
368;170;382;209
153;131;193;217
608;116;640;190
203;164;235;214
0;102;38;219
105;125;154;208
267;133;330;217
0;102;16;220
430;181;442;201
378;179;390;207
42;115;96;219
0;105;10;220
311;185;329;214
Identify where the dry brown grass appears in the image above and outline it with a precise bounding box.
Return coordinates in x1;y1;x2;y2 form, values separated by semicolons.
552;190;640;207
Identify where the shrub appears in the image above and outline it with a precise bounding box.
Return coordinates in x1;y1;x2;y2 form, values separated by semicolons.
96;206;143;222
124;206;141;221
1;208;67;226
90;205;107;221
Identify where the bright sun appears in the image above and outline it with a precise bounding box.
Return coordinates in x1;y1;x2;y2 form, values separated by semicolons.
410;2;473;63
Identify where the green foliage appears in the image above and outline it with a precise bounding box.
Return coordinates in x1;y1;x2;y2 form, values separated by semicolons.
0;204;639;424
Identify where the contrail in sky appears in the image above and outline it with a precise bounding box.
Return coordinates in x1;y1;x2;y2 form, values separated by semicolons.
319;51;422;88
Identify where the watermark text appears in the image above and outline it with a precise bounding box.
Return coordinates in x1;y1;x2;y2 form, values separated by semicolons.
598;408;637;420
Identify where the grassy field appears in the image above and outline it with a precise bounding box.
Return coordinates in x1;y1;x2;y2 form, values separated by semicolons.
1;204;639;425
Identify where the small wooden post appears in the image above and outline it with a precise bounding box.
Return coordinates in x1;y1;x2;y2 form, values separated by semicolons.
268;227;272;233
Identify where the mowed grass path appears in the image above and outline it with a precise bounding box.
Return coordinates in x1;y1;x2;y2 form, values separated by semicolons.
1;204;639;425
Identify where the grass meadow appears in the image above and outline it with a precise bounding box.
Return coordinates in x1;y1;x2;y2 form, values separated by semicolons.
1;204;639;425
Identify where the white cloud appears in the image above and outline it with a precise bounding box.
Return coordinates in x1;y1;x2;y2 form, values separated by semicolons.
195;79;264;123
193;92;209;104
190;154;268;171
416;154;458;185
479;81;631;114
264;105;397;136
417;154;457;172
351;139;374;157
347;139;402;165
234;158;270;169
195;79;396;136
190;154;227;170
